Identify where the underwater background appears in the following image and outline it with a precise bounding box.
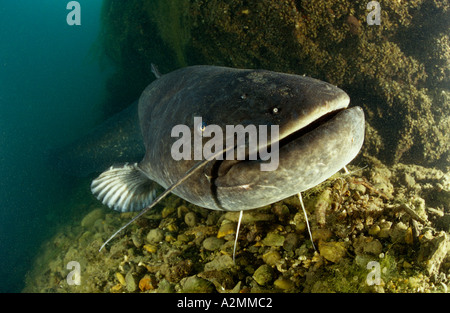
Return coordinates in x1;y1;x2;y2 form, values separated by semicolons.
0;0;108;292
0;0;448;293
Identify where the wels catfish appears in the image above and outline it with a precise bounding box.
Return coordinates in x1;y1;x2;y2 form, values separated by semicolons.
90;65;365;251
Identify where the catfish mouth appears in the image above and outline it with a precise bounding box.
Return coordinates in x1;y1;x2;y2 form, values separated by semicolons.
277;108;346;149
208;107;347;177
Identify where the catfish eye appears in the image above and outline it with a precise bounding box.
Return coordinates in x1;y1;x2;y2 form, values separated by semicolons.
271;107;280;114
196;121;207;134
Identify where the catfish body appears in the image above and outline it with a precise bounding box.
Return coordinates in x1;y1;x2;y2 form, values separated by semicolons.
91;66;365;212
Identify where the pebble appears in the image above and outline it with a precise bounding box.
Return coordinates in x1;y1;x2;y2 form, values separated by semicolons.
283;233;300;251
161;206;176;218
184;212;197;227
312;229;333;242
292;212;306;232
116;272;126;286
368;225;381;236
139;274;156;291
131;234;143;248
319;241;347;263
262;250;281;266
390;222;408;243
252;264;274;286
202;237;225;251
143;244;157;253
354;236;382;256
125;271;137;292
378;221;392;238
180;275;215;293
418;232;448;276
204;255;234;271
274;277;294;290
146;228;164;243
217;221;236;238
262;232;285;247
157;279;175;293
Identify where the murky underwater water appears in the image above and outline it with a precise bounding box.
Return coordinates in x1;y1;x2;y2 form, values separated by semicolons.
0;0;108;292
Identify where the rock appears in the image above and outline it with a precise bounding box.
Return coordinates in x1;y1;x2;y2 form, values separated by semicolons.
292;213;306;232
253;264;274;286
131;234;143;248
184;212;197;227
368;225;381;236
363;239;383;255
161;206;176;218
217;221;236;238
262;232;285;247
204;255;234;271
115;272;126;286
198;270;236;290
378;221;392;238
161;259;193;283
417;232;449;277
312;229;333;242
262;249;281;266
319;241;347;263
202;237;225;251
283;233;300;251
146;228;164;244
157;279;175;293
81;208;104;228
274;277;294;290
180;275;215;293
390;222;408;243
125;271;137;292
354;236;383;256
139;274;157;291
143;244;157;253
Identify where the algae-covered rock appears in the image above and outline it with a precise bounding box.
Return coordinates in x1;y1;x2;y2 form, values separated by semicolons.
417;232;449;277
146;228;164;244
180;276;215;293
252;264;274;286
125;271;137;292
319;241;347;263
273;277;294;290
204;255;234;272
184;212;197;227
262;232;285;247
202;237;225;251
